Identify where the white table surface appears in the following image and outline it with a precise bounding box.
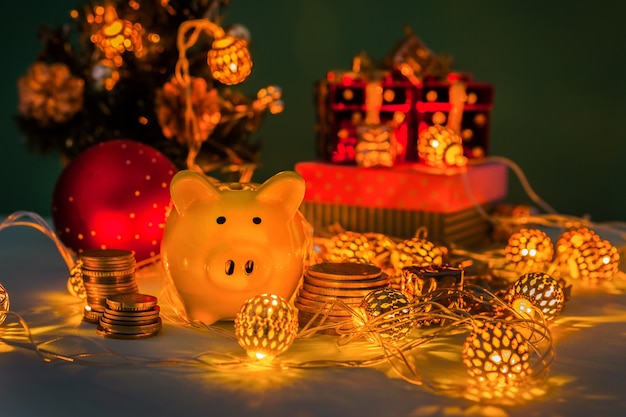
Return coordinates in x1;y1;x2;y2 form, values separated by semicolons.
1;221;625;417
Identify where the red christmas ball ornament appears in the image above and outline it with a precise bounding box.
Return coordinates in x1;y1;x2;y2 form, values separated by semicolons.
52;140;176;262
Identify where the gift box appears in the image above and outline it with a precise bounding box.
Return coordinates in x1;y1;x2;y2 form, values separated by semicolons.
416;73;494;159
315;72;493;165
314;70;416;164
295;161;507;246
314;30;494;167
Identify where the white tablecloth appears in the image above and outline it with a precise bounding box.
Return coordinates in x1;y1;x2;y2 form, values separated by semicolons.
1;222;625;417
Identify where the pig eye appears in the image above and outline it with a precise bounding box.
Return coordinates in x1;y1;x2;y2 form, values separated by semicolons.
216;216;226;224
252;217;262;225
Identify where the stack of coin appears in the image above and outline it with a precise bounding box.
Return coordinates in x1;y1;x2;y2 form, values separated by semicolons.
96;293;162;339
80;249;139;323
295;262;390;333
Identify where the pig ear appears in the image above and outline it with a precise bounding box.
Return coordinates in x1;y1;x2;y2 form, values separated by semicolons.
255;171;305;215
170;170;222;215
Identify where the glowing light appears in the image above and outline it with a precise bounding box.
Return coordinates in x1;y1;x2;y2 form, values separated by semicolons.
0;283;10;325
555;227;620;281
462;321;532;388
358;288;413;343
417;124;466;168
505;228;554;271
234;294;299;360
510;272;565;322
207;36;252;85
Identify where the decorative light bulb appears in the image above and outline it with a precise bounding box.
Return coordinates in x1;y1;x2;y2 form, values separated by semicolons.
556;228;619;281
417;124;467;168
324;231;377;264
391;236;444;274
234;294;298;361
504;228;554;271
357;288;413;343
510;272;565;321
462;320;532;387
0;283;9;325
208;36;252;85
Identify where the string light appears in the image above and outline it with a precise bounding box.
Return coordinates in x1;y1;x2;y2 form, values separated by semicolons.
510;272;566;321
207;36;252;85
462;320;532;388
390;235;445;276
555;228;620;282
356;288;413;343
417;124;467;168
0;283;9;325
234;294;298;361
87;4;145;67
174;18;253;171
504;228;554;271
323;231;376;264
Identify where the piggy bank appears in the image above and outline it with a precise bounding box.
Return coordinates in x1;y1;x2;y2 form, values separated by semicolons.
161;170;311;325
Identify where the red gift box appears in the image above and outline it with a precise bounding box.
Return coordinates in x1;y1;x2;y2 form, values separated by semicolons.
314;72;494;165
315;70;416;164
295;161;507;245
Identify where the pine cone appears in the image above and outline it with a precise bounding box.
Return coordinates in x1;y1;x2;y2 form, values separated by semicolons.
156;76;221;145
17;62;84;125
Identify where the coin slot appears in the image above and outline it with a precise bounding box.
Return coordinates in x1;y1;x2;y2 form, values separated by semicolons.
225;260;235;275
244;260;254;274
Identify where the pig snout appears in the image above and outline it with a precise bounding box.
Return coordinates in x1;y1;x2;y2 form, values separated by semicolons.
206;245;272;291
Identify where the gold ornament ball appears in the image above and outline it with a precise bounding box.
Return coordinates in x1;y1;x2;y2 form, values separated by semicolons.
234;293;298;360
556;228;619;281
391;237;444;271
505;228;554;270
208;36;252;85
325;231;376;264
510;272;565;321
0;283;9;325
358;288;413;343
417;124;467;167
462;320;532;387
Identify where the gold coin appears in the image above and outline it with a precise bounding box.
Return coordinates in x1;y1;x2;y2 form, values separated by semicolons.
81;269;136;278
297;310;353;329
304;274;389;289
104;305;161;318
294;301;354;317
80;249;135;269
296;288;366;304
98;317;162;334
100;315;160;327
307;262;382;281
295;293;358;311
106;293;158;312
96;327;160;339
301;282;386;298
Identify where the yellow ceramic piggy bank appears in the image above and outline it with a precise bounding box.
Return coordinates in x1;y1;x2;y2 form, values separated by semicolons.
161;170;310;325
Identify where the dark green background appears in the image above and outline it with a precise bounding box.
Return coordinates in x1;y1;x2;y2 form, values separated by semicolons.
2;1;625;221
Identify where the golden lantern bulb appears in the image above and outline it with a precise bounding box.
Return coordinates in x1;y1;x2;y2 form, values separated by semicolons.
511;298;536;320
510;272;565;322
504;228;554;271
417;124;465;168
234;293;299;361
462;320;532;388
0;283;9;325
208;36;252;85
358;288;414;343
555;227;619;281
